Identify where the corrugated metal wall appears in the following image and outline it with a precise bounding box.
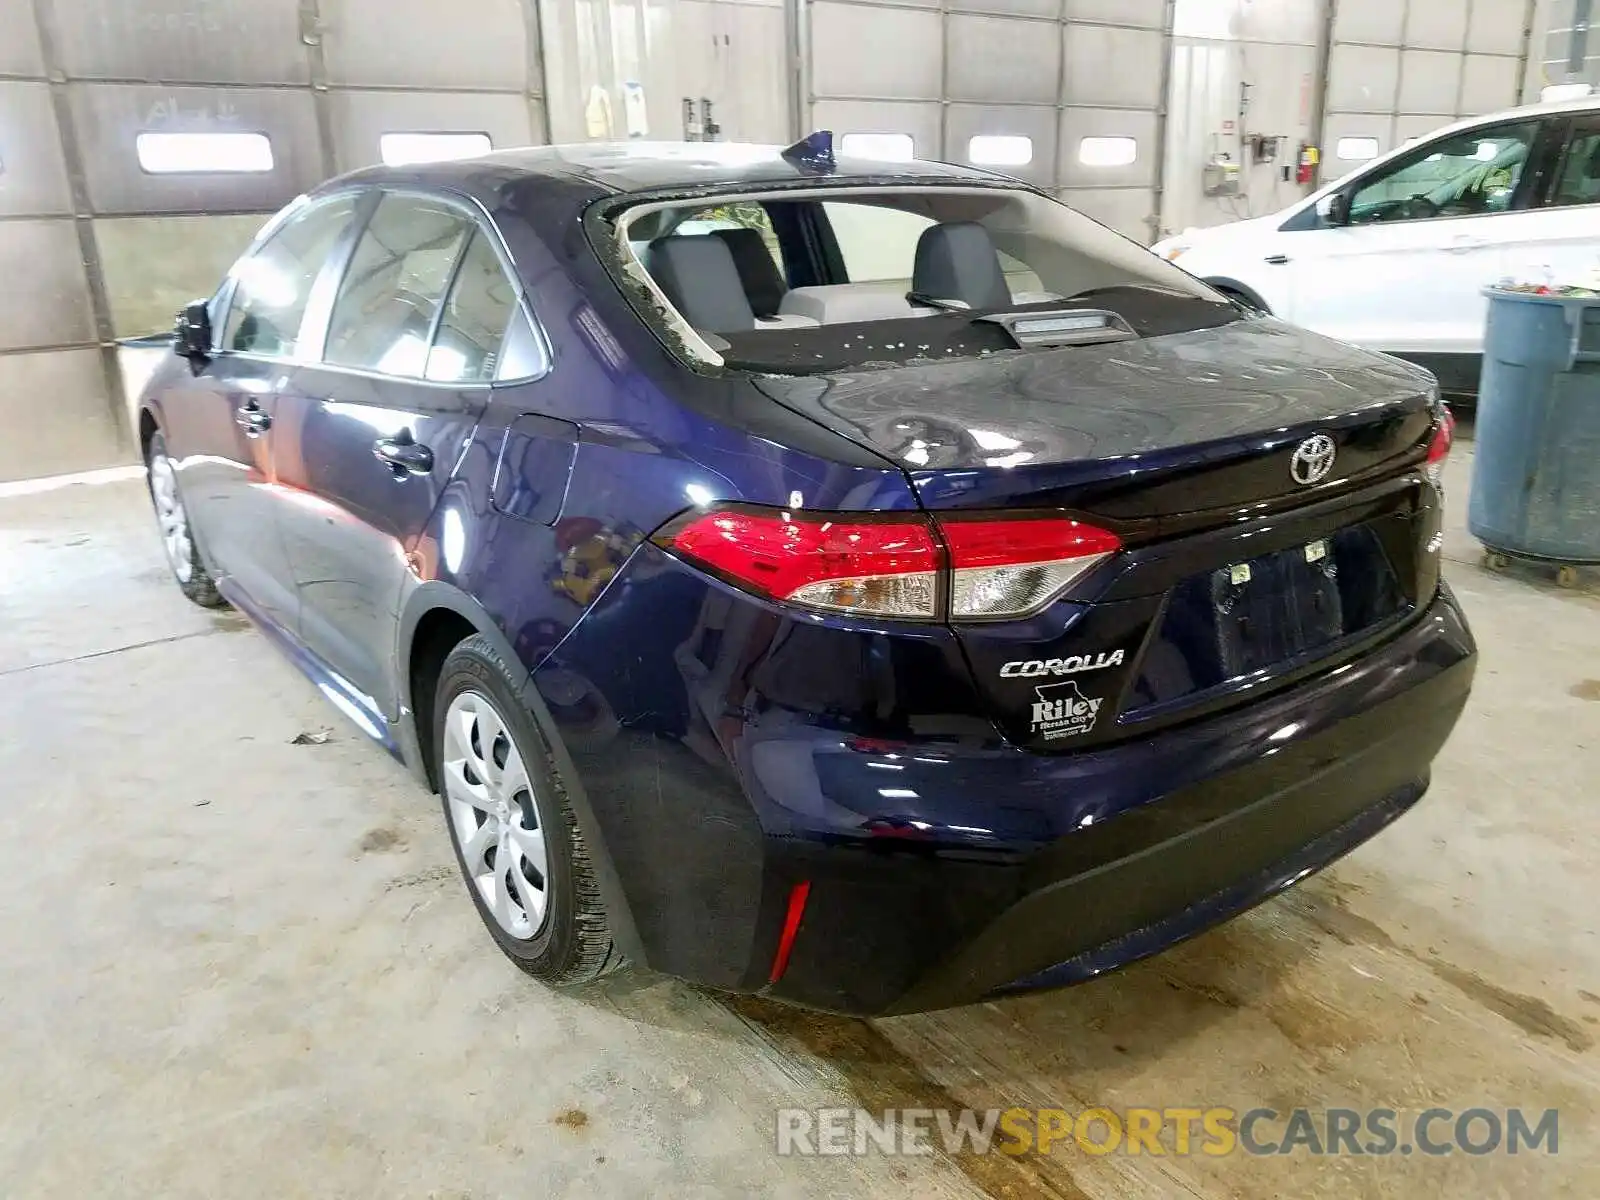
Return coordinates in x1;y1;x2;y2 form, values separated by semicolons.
0;0;1572;482
1164;0;1324;233
1527;0;1600;96
1321;0;1535;178
806;0;1172;240
1;0;548;482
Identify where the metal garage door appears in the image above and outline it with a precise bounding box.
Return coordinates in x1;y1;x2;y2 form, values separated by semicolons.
1528;0;1600;96
3;0;549;483
805;0;1170;240
1322;0;1534;181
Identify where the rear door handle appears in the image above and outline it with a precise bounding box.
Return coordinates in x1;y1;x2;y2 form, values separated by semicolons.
1446;235;1485;254
235;403;272;436
373;435;434;478
1264;254;1291;265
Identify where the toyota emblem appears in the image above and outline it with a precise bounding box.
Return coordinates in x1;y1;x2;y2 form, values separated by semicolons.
1290;434;1337;486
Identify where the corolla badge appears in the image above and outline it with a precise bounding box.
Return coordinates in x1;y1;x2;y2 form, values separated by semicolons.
1290;434;1337;486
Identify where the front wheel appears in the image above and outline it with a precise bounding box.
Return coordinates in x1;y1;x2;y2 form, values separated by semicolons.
145;430;225;608
434;635;623;985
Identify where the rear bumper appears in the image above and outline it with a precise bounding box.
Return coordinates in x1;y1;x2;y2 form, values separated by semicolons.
758;585;1475;1015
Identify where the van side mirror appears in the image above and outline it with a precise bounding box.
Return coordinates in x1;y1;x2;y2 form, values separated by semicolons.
1317;192;1352;226
174;300;213;361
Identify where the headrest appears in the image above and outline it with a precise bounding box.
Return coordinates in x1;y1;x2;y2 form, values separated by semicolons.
645;235;755;334
710;227;788;317
910;221;1012;312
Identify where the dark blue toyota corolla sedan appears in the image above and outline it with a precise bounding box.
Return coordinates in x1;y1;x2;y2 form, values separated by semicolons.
138;139;1475;1015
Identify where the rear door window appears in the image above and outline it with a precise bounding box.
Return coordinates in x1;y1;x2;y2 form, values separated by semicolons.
1544;119;1600;209
223;194;358;357
323;195;475;377
425;230;524;383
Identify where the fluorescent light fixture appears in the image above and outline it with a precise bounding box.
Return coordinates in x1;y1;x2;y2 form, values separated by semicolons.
968;134;1033;167
1077;136;1138;167
136;131;273;174
840;132;915;161
1334;136;1379;162
379;132;492;166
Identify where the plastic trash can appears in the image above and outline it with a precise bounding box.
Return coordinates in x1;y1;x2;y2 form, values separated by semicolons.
1468;287;1600;573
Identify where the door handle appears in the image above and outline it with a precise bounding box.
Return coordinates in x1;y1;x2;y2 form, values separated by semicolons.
235;403;272;437
1264;254;1291;265
1446;235;1484;254
373;435;434;478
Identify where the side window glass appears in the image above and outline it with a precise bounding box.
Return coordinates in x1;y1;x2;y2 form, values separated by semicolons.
324;195;474;376
821;201;934;283
223;195;357;356
425;230;521;382
1348;122;1538;224
1548;125;1600;208
494;308;547;382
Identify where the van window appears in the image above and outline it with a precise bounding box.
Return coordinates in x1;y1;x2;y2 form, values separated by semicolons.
1547;124;1600;208
1347;122;1539;224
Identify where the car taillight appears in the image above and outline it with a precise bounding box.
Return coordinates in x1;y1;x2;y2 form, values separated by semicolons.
656;507;1121;621
938;516;1122;619
1425;408;1455;486
660;508;941;618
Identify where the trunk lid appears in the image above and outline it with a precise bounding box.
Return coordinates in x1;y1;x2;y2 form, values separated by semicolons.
754;319;1444;752
753;318;1435;515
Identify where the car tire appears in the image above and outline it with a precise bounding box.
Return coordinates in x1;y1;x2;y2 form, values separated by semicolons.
434;635;624;985
145;429;226;608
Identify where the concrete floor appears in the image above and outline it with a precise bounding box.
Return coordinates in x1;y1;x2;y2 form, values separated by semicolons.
1;434;1596;1199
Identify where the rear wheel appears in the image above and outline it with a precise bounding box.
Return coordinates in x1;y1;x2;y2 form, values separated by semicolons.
145;430;224;608
434;635;622;984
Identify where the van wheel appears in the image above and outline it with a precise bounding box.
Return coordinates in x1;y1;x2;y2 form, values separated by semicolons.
433;635;624;985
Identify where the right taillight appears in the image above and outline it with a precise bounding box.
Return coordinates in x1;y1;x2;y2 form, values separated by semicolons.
1425;408;1455;487
938;516;1122;619
655;506;1120;621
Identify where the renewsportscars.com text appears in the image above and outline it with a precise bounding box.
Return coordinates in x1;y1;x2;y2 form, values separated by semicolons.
775;1106;1559;1158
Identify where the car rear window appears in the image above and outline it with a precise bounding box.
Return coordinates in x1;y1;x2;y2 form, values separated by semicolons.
603;186;1239;374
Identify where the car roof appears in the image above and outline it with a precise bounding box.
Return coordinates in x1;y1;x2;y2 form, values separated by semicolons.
1440;92;1600;133
335;140;1011;196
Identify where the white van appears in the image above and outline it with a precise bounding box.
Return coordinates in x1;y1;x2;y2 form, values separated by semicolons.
1152;96;1600;395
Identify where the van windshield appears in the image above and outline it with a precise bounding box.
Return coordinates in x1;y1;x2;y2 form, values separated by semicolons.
606;186;1240;373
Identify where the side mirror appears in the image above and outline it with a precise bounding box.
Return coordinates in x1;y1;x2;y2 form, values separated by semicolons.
174;300;213;360
1317;192;1352;226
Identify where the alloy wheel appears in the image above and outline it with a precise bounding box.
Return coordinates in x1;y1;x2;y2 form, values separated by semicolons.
442;689;550;938
148;452;194;584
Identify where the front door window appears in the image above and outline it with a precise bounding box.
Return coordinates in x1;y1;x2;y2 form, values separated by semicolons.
1346;122;1540;225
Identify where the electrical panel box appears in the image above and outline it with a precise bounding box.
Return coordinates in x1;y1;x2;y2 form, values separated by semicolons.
1204;157;1241;197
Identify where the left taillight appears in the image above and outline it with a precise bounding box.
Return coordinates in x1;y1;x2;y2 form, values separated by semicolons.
1425;408;1455;486
655;506;1121;621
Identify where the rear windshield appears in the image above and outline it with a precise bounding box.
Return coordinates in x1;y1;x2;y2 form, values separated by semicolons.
603;186;1239;373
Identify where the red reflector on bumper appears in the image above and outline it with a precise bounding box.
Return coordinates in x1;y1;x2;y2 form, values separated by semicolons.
768;880;812;984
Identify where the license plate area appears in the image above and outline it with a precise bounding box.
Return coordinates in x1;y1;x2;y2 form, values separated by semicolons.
1123;521;1410;717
